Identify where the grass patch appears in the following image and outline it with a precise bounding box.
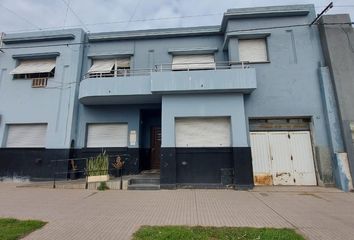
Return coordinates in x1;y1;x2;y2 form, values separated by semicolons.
133;226;305;240
0;218;46;240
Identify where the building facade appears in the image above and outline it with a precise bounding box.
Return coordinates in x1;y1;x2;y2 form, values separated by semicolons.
0;4;352;190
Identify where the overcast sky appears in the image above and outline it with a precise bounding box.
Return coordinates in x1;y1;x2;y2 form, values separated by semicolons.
0;0;353;34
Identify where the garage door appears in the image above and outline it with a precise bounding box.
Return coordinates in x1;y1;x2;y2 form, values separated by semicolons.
86;123;128;148
250;131;317;186
6;124;47;148
175;117;231;147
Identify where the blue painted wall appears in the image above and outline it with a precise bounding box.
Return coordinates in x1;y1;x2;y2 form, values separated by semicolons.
162;93;248;148
0;4;339;184
0;28;84;149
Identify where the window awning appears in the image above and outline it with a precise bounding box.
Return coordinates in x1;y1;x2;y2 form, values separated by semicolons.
88;59;115;73
172;54;215;70
10;59;56;75
116;58;130;68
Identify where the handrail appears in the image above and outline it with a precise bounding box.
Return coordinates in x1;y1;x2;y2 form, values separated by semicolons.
82;61;250;79
51;154;130;189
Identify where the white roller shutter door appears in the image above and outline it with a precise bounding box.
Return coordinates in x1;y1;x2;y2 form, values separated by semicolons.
238;39;268;62
87;123;128;148
175;117;231;147
6;124;47;148
172;54;215;70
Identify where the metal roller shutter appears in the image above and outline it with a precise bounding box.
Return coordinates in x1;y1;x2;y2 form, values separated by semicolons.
172;54;215;70
86;123;128;148
6;124;47;148
175;117;231;147
238;39;267;62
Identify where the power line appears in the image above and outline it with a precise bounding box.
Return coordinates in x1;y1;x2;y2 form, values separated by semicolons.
0;2;353;34
0;2;42;30
3;12;224;34
60;0;89;32
1;22;353;51
311;2;333;26
3;2;354;34
63;0;71;29
126;0;142;28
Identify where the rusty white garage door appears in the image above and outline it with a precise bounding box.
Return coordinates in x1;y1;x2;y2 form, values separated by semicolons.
250;131;317;186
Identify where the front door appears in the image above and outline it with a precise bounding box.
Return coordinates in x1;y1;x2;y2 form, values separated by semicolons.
150;127;161;169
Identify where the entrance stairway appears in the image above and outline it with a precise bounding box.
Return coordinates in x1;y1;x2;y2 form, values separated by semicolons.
127;170;160;190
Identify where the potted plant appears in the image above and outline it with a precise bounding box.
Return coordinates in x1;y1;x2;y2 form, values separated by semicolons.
86;151;109;183
112;155;125;190
112;155;125;177
69;159;78;180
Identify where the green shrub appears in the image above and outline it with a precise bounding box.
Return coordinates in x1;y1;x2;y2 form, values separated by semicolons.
97;181;109;191
87;151;109;176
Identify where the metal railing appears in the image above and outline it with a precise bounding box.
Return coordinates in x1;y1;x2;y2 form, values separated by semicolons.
156;61;250;72
83;61;250;79
51;154;130;189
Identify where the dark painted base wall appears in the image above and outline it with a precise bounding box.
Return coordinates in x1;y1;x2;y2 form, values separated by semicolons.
160;147;254;189
0;148;70;180
0;148;140;180
0;147;254;190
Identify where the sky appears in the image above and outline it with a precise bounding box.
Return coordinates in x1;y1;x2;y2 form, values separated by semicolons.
0;0;353;34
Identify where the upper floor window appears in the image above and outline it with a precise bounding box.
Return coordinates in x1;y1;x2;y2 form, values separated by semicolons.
10;59;56;79
87;58;130;78
172;54;215;71
238;39;268;63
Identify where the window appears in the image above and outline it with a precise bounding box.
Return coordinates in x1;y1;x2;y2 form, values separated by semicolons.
175;117;231;147
32;78;48;88
238;39;268;63
172;54;215;71
86;123;128;148
6;124;47;148
11;59;56;79
87;58;130;78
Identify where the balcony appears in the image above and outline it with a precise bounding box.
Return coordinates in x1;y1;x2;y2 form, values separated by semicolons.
150;62;256;94
79;62;257;105
79;69;159;105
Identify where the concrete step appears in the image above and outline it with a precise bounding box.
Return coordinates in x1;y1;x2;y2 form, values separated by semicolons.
129;178;160;185
128;183;160;190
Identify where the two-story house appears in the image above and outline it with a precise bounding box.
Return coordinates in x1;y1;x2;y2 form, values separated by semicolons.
0;4;351;190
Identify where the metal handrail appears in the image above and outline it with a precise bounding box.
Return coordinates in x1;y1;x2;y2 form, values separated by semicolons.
51;154;130;189
82;61;250;79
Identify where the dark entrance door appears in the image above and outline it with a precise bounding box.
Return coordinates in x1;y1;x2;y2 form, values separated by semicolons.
150;127;161;169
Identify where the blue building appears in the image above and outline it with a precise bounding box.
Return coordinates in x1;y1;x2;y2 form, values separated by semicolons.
0;4;351;190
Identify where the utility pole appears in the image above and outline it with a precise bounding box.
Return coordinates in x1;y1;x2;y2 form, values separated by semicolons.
310;2;333;26
0;32;4;53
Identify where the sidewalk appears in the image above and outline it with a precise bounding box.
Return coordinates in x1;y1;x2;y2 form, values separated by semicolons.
0;183;353;240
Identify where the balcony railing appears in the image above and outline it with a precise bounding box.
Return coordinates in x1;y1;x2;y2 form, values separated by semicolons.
83;61;250;79
156;61;250;72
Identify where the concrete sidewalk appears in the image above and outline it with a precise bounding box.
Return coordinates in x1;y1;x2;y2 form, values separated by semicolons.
0;183;353;240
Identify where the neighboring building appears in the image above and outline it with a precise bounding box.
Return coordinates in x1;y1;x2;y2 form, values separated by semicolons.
318;14;354;191
0;29;85;180
0;4;351;190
